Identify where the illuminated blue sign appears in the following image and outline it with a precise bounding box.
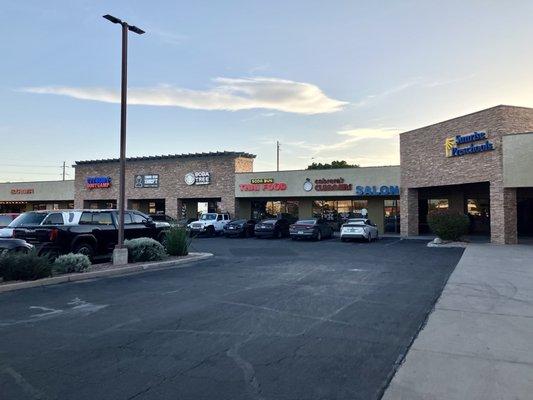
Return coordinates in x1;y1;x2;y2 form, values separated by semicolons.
355;185;399;196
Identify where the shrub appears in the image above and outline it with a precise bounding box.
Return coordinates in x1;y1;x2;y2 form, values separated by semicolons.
427;210;469;241
124;237;166;263
164;227;189;256
53;253;91;275
0;251;52;281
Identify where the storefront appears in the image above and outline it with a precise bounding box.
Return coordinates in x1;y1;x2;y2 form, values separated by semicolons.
0;180;74;213
400;105;533;244
74;151;255;219
235;167;400;233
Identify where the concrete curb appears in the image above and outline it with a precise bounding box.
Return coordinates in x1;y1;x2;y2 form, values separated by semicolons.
0;252;213;293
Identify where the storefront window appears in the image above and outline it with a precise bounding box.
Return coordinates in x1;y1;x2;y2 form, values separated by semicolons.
251;200;299;220
384;199;400;233
467;198;490;234
312;200;369;222
428;199;449;212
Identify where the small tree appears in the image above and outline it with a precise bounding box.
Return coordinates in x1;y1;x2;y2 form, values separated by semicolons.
307;160;359;170
427;210;469;241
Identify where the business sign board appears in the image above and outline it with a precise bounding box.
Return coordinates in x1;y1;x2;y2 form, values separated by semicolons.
355;185;400;196
185;171;210;186
134;174;159;188
250;178;274;184
86;176;111;190
10;188;34;195
239;182;287;191
445;131;494;158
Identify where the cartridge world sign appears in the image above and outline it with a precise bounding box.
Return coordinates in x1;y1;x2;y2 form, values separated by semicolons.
445;131;495;158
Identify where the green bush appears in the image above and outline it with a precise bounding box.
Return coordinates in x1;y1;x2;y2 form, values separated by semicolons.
53;253;91;275
124;237;166;263
0;251;52;281
164;227;189;256
427;210;469;241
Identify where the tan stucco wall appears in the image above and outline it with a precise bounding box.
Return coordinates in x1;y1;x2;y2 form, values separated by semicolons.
0;180;74;202
235;166;400;198
503;132;533;187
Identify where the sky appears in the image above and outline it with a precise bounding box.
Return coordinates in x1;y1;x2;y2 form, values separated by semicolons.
2;0;533;181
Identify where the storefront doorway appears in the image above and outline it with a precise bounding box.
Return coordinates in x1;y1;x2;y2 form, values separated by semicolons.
128;199;165;215
517;188;533;237
179;198;223;220
251;200;299;221
417;182;490;236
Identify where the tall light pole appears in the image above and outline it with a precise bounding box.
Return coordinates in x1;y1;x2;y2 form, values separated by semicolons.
276;140;280;171
103;14;144;259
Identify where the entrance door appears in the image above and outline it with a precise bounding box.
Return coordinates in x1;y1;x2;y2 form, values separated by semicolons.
466;199;490;235
518;199;533;236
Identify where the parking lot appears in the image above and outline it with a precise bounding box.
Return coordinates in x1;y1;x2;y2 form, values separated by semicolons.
0;236;464;400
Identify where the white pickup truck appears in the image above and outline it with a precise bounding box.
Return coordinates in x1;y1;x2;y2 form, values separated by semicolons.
188;213;230;236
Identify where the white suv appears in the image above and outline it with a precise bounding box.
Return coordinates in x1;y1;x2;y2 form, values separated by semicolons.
188;213;230;236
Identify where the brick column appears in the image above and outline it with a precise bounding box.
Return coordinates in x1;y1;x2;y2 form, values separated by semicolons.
401;187;419;237
490;183;517;244
165;197;178;219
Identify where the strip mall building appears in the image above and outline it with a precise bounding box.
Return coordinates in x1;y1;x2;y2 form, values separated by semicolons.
0;105;531;244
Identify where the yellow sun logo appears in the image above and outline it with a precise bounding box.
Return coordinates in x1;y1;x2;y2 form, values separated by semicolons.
445;137;456;157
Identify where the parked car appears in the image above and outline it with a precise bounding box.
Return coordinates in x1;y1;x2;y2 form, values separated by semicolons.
0;211;78;238
149;214;177;225
254;217;291;239
176;217;196;228
0;238;34;256
188;213;231;236
0;213;19;228
340;218;379;242
13;209;169;260
224;219;257;238
289;218;334;241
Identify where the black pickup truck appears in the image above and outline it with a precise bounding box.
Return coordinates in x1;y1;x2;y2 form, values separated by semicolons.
13;210;169;260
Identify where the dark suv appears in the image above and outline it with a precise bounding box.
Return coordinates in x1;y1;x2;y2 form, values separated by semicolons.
14;209;169;259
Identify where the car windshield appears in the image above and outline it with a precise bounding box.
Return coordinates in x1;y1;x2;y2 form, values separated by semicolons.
297;220;316;225
347;219;366;225
9;212;47;227
200;214;217;221
261;219;276;224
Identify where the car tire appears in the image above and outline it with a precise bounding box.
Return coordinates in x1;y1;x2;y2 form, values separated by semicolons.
276;230;282;239
367;234;372;243
341;237;347;242
73;242;95;260
40;248;60;260
206;226;215;237
316;231;322;241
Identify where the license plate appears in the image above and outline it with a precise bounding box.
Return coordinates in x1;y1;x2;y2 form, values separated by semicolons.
298;231;304;234
229;226;235;230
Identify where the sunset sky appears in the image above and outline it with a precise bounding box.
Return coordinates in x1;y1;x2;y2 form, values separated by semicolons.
2;1;533;181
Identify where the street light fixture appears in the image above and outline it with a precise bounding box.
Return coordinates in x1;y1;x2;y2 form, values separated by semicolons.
103;14;144;264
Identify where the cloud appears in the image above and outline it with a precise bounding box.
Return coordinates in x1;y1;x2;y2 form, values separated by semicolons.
353;75;476;108
22;77;348;115
278;128;401;168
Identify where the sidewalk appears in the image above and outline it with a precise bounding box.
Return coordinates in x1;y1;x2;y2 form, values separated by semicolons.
383;244;533;400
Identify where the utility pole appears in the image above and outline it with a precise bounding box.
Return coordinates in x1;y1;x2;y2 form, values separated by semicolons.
103;14;144;264
62;161;66;181
276;140;280;171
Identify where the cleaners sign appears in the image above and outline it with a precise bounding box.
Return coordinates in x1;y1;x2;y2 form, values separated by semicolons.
445;131;494;158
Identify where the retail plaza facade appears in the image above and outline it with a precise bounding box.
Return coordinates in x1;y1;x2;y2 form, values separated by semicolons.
1;105;532;243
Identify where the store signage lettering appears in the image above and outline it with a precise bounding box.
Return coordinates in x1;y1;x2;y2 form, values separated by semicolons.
355;185;400;196
250;178;274;184
86;176;112;189
10;188;34;195
185;171;210;186
314;178;352;191
239;182;287;191
134;174;159;188
445;131;494;157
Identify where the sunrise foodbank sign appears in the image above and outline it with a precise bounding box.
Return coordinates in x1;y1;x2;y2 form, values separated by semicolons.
445;131;494;158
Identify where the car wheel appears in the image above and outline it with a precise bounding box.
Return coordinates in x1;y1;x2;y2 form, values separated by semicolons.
316;231;322;241
276;230;282;239
40;248;60;261
206;226;215;237
367;234;372;243
341;237;347;242
73;242;95;260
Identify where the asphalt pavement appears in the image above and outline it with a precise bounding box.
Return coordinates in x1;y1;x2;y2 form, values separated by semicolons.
0;236;463;400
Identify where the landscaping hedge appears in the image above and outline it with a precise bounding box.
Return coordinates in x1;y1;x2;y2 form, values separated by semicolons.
124;237;167;262
427;210;469;241
0;251;52;281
